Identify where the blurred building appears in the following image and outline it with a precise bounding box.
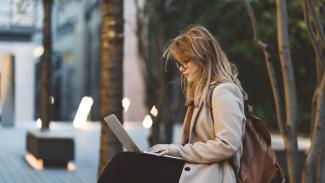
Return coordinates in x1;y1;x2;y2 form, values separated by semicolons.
51;0;146;121
52;0;91;121
123;0;147;122
0;0;43;124
0;0;146;124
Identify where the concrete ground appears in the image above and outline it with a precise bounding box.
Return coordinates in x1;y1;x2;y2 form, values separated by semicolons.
0;122;100;183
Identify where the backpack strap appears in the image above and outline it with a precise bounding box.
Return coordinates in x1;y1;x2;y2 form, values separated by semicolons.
206;84;216;120
206;82;223;119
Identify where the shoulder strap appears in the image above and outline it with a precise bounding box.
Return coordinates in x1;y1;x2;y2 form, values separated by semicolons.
207;85;216;118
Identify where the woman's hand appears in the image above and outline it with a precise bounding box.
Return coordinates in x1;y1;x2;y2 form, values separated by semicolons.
148;144;171;156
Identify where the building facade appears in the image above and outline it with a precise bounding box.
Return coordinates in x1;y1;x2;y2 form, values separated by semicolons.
0;0;146;124
0;0;43;124
52;0;146;121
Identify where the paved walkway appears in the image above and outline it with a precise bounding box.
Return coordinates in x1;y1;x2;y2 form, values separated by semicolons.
0;122;101;183
0;120;158;183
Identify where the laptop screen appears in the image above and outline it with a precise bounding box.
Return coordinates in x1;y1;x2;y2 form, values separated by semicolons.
104;114;142;153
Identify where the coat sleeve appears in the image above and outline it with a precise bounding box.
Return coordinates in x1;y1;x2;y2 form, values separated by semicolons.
169;83;245;164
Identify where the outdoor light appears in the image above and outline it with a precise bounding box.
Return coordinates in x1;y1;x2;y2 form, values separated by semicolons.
36;118;42;129
73;96;93;129
122;97;131;112
50;96;55;104
67;162;76;172
33;46;44;58
150;105;158;117
25;153;75;171
142;115;153;129
25;154;44;171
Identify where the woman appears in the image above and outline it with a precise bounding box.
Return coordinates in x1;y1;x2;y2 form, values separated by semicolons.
98;25;246;183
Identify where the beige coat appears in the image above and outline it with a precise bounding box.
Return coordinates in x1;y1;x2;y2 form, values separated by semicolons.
169;83;246;183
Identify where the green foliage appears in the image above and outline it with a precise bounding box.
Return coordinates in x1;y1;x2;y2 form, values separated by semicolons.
147;0;316;134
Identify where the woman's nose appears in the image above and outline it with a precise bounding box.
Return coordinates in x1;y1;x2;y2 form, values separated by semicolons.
179;66;185;72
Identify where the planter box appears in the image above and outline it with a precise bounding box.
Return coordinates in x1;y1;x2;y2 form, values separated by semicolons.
26;129;74;167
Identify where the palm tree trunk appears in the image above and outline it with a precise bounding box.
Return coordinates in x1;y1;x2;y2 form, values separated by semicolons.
98;0;124;177
276;0;299;182
40;0;53;130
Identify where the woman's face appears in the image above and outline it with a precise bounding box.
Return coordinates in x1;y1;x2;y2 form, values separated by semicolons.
178;60;200;83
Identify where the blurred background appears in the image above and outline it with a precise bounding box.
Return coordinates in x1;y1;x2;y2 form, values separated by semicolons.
0;0;317;131
0;0;324;182
0;0;147;123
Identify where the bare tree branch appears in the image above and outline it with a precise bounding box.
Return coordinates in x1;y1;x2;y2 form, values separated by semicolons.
303;72;325;183
275;1;299;182
303;0;325;68
302;0;325;182
309;0;325;50
240;0;299;182
240;0;285;136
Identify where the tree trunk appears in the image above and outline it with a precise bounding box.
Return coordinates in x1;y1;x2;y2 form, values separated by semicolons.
149;13;171;145
276;0;299;182
135;0;159;145
302;0;325;182
147;18;165;145
240;0;285;136
303;73;325;183
40;0;53;130
135;0;150;81
135;0;178;145
98;0;124;177
320;143;325;183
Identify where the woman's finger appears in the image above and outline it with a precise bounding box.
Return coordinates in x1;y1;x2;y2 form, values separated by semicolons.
148;145;163;153
157;150;168;156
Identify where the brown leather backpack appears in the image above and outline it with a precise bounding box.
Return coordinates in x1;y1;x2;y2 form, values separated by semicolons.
208;85;286;183
236;105;286;183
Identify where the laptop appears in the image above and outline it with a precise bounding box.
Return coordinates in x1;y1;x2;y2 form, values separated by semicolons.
104;114;182;160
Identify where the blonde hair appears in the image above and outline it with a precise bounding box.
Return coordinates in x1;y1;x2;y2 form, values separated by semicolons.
163;25;247;106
